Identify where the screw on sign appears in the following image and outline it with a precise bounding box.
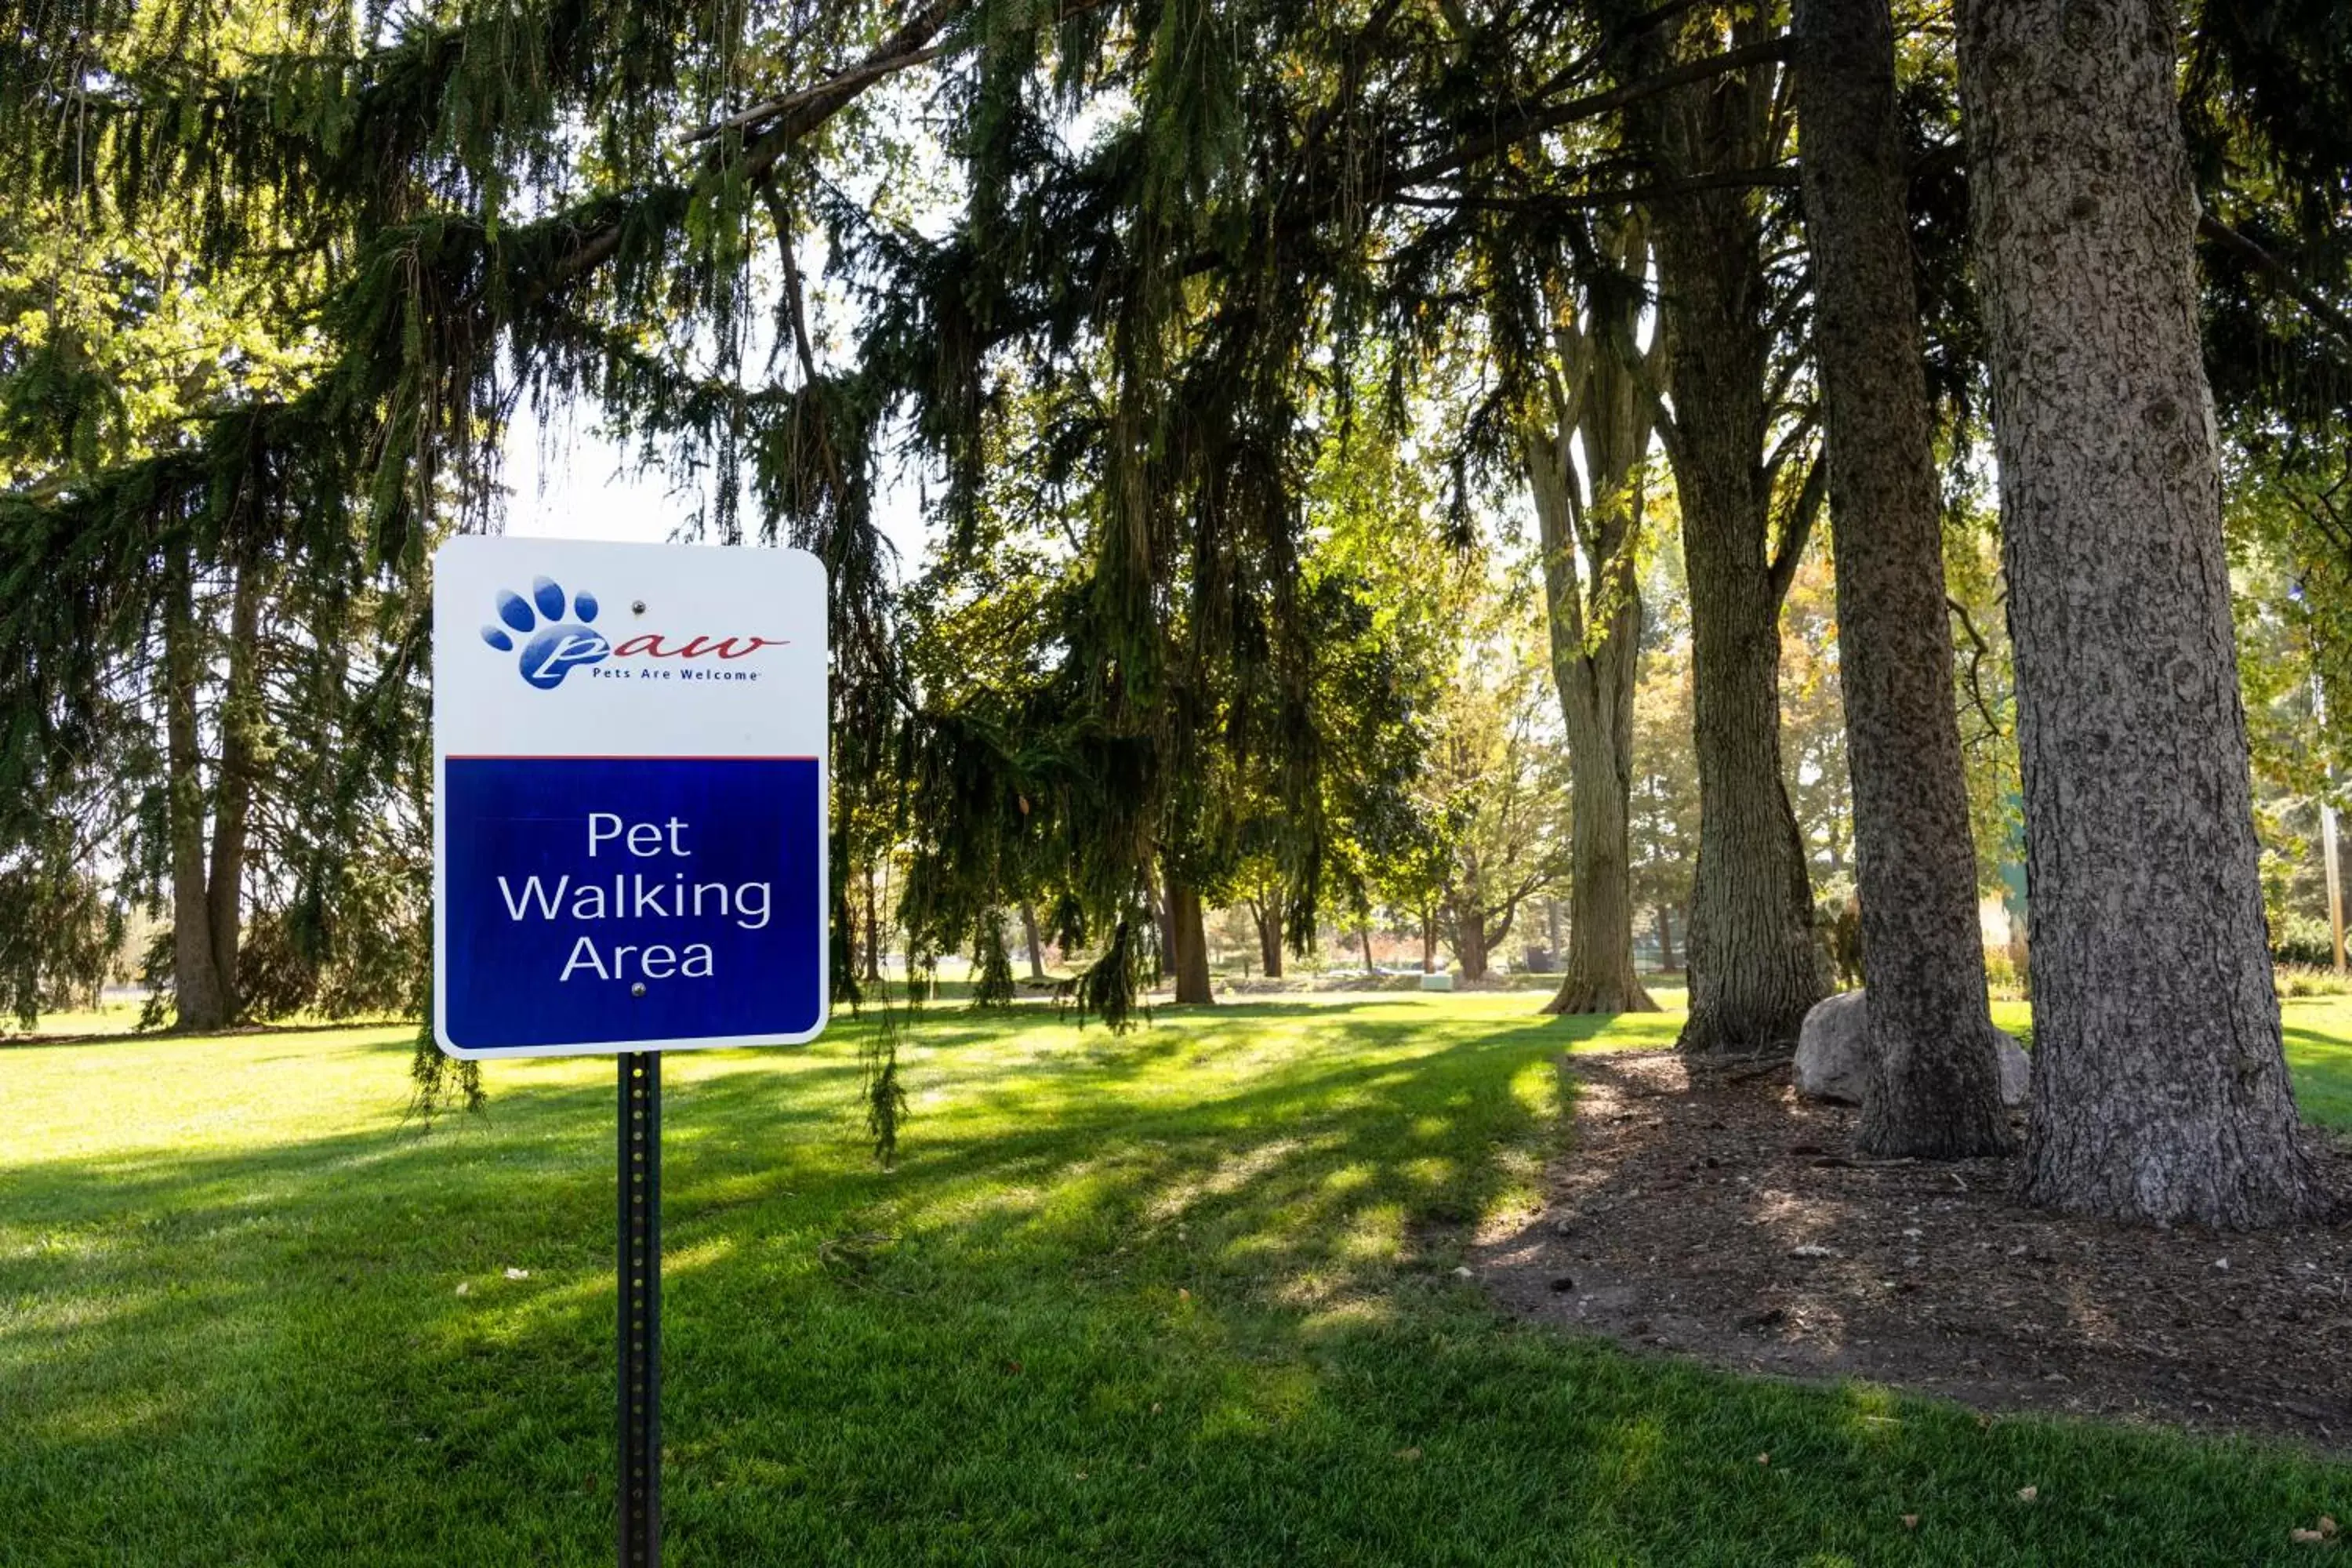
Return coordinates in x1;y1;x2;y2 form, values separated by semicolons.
433;537;829;1565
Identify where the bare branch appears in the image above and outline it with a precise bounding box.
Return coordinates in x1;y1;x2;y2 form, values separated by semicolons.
1947;595;2008;741
1766;443;1827;604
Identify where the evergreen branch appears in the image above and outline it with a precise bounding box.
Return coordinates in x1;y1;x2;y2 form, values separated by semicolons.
1519;0;1719;105
685;0;974;144
2198;212;2352;354
1761;408;1820;494
1766;441;1827;604
1389;165;1798;212
1392;37;1793;193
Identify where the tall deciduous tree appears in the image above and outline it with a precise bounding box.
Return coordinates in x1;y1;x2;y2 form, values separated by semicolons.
1794;0;2012;1157
1956;0;2321;1221
1519;219;1662;1016
1639;6;1829;1053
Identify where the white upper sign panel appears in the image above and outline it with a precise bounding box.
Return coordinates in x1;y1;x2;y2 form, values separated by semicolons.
433;536;829;760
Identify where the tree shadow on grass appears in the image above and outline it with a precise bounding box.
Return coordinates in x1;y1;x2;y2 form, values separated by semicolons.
5;1009;2347;1566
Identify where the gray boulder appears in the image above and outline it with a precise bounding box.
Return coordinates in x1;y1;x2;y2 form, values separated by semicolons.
1995;1035;2031;1105
1792;988;2030;1107
1793;989;1872;1102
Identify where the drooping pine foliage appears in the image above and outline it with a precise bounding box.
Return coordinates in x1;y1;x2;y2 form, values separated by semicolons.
2183;2;2352;765
14;2;2339;1112
968;913;1015;1007
9;0;1745;1046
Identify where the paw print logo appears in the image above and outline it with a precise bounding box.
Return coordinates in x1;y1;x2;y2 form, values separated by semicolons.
481;577;610;689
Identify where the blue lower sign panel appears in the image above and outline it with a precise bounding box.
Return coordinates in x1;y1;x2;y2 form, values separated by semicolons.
440;757;825;1052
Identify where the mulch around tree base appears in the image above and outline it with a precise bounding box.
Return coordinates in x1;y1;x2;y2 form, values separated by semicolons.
1475;1050;2352;1451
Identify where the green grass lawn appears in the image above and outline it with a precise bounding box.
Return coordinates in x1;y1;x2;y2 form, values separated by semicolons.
2;996;2346;1566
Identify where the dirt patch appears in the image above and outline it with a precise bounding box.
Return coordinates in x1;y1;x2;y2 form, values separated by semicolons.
1477;1049;2352;1451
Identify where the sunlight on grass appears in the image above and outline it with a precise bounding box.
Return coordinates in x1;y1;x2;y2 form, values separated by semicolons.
2282;997;2352;1129
2;993;2347;1566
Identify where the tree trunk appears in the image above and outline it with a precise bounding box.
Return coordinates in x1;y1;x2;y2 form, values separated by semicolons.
1547;678;1655;1012
1167;877;1213;1004
1648;16;1828;1054
1657;321;1826;1054
1250;897;1284;978
837;866;861;987
1957;0;2320;1222
1151;881;1177;985
862;863;883;984
203;561;263;1022
1019;901;1047;981
1795;0;2012;1157
1455;903;1490;982
1657;905;1677;972
1361;924;1376;975
1514;220;1661;1018
162;555;229;1032
1420;904;1437;973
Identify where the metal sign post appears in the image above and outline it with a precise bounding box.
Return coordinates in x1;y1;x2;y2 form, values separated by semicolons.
619;1052;661;1566
430;538;829;1566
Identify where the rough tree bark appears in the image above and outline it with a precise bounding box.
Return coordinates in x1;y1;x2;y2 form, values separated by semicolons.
1795;0;2013;1157
1167;876;1213;1004
1956;0;2321;1222
1523;220;1661;1017
1646;14;1828;1053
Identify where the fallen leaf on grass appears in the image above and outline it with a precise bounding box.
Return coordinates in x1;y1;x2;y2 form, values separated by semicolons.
454;1281;471;1297
1901;1515;1919;1530
504;1267;529;1280
1395;1447;1421;1462
2016;1486;2038;1503
1756;1453;1770;1466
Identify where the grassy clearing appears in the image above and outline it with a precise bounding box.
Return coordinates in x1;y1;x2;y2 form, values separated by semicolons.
2;1000;145;1038
2;996;2347;1566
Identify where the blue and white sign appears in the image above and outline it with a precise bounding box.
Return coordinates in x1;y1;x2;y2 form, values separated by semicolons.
432;537;828;1058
